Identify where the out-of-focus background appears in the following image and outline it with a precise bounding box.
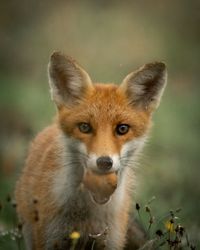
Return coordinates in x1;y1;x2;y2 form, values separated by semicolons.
0;0;199;248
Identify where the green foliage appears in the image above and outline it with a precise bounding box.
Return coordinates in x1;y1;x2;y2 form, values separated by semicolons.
135;199;197;249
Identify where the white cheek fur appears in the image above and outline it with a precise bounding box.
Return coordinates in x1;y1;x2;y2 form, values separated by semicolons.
52;134;87;206
120;136;147;166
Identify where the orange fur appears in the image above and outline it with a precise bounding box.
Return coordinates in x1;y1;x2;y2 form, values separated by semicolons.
15;52;167;250
58;84;151;156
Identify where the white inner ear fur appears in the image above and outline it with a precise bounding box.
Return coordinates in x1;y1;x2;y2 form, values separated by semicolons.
120;136;147;161
120;62;167;111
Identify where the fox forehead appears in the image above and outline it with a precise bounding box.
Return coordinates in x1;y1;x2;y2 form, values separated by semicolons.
58;83;151;137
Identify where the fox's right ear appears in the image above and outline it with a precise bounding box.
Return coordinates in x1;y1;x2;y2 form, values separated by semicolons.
48;52;93;108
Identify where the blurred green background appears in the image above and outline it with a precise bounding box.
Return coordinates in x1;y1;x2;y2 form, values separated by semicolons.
0;0;199;248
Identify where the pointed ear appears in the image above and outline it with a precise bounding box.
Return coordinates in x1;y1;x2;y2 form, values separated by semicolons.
120;62;167;112
48;52;93;107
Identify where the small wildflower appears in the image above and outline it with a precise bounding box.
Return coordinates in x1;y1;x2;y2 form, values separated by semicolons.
179;226;185;237
170;210;174;218
145;206;151;213
6;194;11;203
11;235;16;241
1;231;8;236
70;231;80;240
136;203;140;211
149;216;154;224
175;225;179;233
17;223;23;231
165;220;174;233
12;201;17;208
156;229;163;237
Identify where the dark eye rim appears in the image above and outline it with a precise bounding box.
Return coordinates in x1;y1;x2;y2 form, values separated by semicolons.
116;124;130;135
78;122;92;134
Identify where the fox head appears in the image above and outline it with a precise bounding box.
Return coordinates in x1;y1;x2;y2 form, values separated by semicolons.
48;52;167;175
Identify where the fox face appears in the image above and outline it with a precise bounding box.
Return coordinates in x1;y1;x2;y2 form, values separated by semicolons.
48;52;167;175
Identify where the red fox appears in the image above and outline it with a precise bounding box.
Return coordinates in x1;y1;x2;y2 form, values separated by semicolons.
15;52;167;250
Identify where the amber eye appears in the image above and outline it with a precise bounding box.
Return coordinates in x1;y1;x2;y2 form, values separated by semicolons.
78;123;92;134
116;124;130;135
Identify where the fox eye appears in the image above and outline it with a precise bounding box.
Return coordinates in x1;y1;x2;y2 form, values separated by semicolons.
78;122;92;134
116;124;130;135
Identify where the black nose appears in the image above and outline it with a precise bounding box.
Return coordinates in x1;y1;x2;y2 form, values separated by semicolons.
96;156;113;171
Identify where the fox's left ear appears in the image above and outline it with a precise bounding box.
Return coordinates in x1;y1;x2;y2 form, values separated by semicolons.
120;62;167;112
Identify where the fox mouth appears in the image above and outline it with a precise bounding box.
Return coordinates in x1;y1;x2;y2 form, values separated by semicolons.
83;170;118;205
89;192;111;205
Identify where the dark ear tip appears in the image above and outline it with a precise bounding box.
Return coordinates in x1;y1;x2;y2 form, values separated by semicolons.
50;51;66;62
50;51;63;60
50;51;76;66
144;61;166;73
155;61;166;71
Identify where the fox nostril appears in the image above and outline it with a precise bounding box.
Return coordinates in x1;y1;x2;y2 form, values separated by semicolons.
96;156;113;171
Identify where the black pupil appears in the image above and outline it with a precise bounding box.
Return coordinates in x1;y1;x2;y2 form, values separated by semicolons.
79;123;91;133
117;124;129;135
79;123;129;135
